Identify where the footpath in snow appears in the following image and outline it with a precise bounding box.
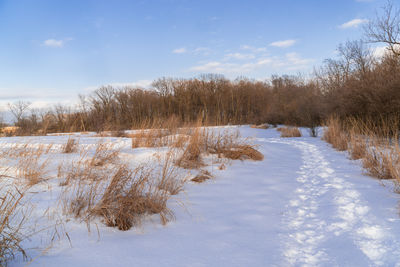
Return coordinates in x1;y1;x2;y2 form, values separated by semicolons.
9;126;400;266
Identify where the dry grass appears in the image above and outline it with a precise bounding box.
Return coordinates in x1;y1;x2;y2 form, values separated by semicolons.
323;117;348;151
324;116;400;184
175;127;204;169
362;139;400;181
62;137;78;153
130;116;183;148
0;186;28;265
175;127;264;168
155;151;186;195
15;146;49;186
348;131;367;160
59;144;184;231
93;165;173;230
191;170;213;183
279;127;302;138
201;128;263;161
89;142;120;167
61;162;175;231
250;124;270;129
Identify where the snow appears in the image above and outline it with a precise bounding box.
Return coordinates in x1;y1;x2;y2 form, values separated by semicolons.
4;126;400;266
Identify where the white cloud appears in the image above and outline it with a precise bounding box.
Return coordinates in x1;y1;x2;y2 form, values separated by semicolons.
172;47;212;56
189;52;313;74
43;39;65;47
339;18;368;29
240;45;267;53
284;52;313;69
270;39;297;48
224;53;255;60
372;44;400;58
172;47;187;54
372;46;389;58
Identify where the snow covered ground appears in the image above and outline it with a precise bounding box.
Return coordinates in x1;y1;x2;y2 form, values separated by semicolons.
4;126;400;266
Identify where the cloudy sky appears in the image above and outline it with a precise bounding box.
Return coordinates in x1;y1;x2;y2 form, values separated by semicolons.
0;0;388;108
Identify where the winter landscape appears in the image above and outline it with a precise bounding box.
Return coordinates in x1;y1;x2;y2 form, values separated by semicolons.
2;0;400;266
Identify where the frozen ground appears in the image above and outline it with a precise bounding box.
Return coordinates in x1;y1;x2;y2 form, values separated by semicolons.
4;126;400;266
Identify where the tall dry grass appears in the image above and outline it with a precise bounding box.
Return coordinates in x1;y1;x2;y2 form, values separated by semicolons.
324;116;400;186
0;186;28;265
323;117;348;151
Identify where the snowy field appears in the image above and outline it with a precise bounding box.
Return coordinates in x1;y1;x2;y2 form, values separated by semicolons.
3;126;400;266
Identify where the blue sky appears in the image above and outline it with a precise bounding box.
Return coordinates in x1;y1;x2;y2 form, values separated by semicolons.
0;0;389;108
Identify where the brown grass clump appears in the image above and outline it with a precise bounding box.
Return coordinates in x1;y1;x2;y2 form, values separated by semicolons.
191;170;213;183
62;137;78;153
323;117;348;151
279;127;302;138
0;186;28;265
175;127;264;167
201;128;263;161
221;145;264;161
60;157;181;231
250;124;270;129
93;165;173;230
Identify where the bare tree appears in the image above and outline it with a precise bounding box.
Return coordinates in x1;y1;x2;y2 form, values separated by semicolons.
8;101;31;124
365;1;400;56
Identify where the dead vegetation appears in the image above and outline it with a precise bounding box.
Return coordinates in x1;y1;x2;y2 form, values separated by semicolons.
324;116;400;185
175;127;263;169
279;127;302;138
60;161;178;231
0;186;28;265
323;117;348;151
191;170;213;183
14;145;50;186
89;142;120;167
59;143;185;231
62;137;78;153
250;124;270;129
